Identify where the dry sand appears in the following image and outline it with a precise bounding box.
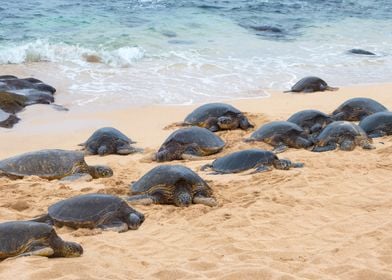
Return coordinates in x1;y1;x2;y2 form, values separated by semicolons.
1;82;392;279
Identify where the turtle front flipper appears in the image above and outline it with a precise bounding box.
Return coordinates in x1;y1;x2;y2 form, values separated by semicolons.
181;143;205;160
98;221;129;233
251;165;273;173
127;194;157;205
7;247;55;260
61;173;93;182
193;194;217;207
326;86;339;91
272;144;288;154
116;144;142;155
312;143;337;152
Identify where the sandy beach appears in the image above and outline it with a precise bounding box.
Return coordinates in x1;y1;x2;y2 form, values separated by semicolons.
0;80;391;279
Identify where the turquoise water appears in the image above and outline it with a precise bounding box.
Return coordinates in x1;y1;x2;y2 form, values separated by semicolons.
1;0;392;105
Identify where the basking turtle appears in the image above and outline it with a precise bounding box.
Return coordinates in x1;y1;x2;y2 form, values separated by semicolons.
245;121;313;153
128;165;217;207
359;111;392;138
331;97;388;121
312;121;374;152
0;109;19;128
285;76;338;93
0;149;113;180
32;194;144;232
201;149;304;174
183;103;253;132
154;127;225;162
79;127;140;156
0;221;83;260
287;109;334;138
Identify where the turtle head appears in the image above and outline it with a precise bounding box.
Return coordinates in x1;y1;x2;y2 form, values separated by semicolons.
154;150;169;162
217;116;239;130
173;184;192;207
58;241;83;258
127;210;145;230
273;159;292;170
97;145;109;156
89;165;113;178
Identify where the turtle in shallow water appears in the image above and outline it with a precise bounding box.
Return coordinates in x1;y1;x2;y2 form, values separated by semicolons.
31;194;145;232
79;127;141;156
0;221;83;260
201;149;304;174
154;127;225;162
287;109;334;139
284;76;338;93
245;121;313;153
312;121;374;152
331;97;388;121
359;111;392;138
347;49;376;56
183;103;253;132
0;149;113;181
128;165;217;207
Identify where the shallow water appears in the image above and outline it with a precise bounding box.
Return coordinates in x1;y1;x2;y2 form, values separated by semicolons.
1;0;392;106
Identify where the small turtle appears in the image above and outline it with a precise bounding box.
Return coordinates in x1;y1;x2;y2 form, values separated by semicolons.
79;127;140;156
0;221;83;260
0;149;113;181
359;111;392;138
154;127;225;162
331;97;388;121
312;121;374;152
183;103;253;132
0;109;19;128
285;76;338;93
32;194;144;232
245;121;313;153
201;149;304;174
287;109;334;137
347;49;376;56
128;165;217;207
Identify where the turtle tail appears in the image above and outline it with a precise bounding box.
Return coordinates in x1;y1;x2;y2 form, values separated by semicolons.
29;214;53;225
283;90;293;93
326;86;339;91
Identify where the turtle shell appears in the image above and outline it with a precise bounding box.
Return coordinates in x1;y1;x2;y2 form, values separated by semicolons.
48;194;129;228
131;165;212;199
287;109;333;134
359;111;392;136
0;221;53;259
315;121;368;144
332;97;387;121
83;127;134;148
210;149;278;173
248;121;304;144
184;103;242;125
0;149;88;179
289;76;329;92
159;127;225;153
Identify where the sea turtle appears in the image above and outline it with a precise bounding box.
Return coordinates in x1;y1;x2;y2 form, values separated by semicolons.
31;194;145;232
245;121;313;153
128;165;217;207
154;127;225;162
0;149;113;180
287;109;334;137
183;103;253;132
0;109;19;128
347;49;376;56
0;221;83;260
284;76;338;93
0;77;56;94
331;97;388;121
359;111;392;138
79;127;140;156
312;121;374;152
201;149;304;174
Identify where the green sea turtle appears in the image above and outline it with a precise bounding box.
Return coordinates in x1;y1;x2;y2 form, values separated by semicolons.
287;109;334;137
312;121;374;152
79;127;140;156
0;221;83;260
0;149;113;181
128;165;217;207
183;103;253;132
32;194;144;232
245;121;313;153
359;111;392;138
154;127;225;162
284;76;338;93
201;149;304;174
331;97;388;121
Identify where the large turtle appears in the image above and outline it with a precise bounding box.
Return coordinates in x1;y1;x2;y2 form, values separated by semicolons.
245;121;313;153
79;127;140;156
331;97;388;121
287;109;334;136
312;121;374;152
31;194;145;232
183;103;253;132
201;149;304;174
284;76;338;93
0;149;113;180
154;127;225;162
0;221;83;260
359;111;392;138
128;165;217;207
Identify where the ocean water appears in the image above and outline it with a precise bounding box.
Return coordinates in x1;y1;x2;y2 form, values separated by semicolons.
1;0;392;106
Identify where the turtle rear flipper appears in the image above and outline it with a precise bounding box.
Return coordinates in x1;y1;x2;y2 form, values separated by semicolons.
127;194;157;205
193;195;217;207
29;214;53;225
312;143;337;152
98;221;128;233
326;86;339;91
